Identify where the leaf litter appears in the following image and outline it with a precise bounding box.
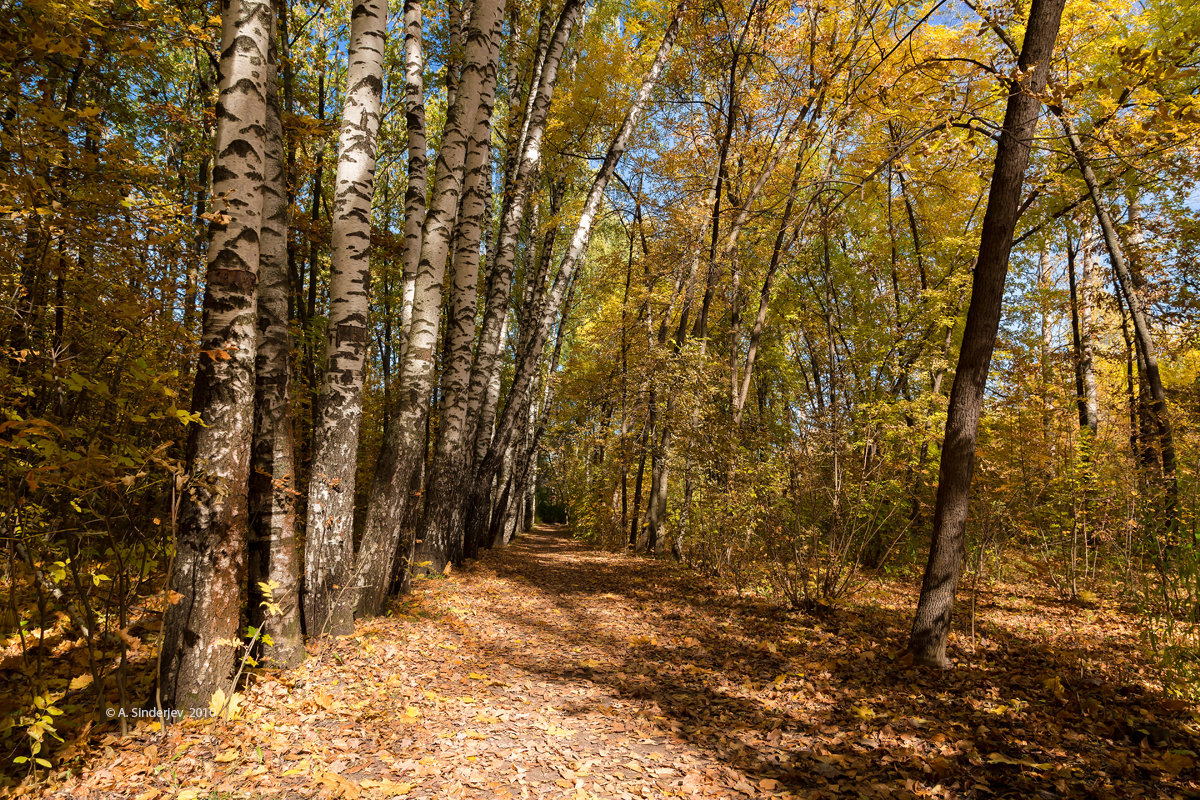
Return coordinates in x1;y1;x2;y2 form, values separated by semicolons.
13;525;1200;799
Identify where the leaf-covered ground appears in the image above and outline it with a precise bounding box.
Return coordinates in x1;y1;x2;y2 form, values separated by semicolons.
16;526;1200;799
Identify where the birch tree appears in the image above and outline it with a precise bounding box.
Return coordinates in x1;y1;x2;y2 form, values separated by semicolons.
414;68;497;570
248;11;304;667
352;0;507;618
159;0;273;711
463;0;689;556
304;0;388;638
419;0;586;569
399;0;427;345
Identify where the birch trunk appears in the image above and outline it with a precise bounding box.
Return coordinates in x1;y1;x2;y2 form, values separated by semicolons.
304;0;388;638
1080;233;1099;432
399;0;427;346
160;0;272;712
249;28;304;667
907;0;1065;668
415;48;499;570
460;0;585;480
353;0;506;618
1067;228;1099;436
491;274;574;547
465;2;687;556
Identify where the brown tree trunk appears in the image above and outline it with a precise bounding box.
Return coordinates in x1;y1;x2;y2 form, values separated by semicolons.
1059;118;1178;529
907;0;1065;668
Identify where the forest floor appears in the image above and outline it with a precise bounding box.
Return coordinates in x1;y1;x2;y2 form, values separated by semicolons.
11;525;1200;799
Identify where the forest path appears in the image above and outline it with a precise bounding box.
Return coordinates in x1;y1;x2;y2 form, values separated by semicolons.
43;525;1199;799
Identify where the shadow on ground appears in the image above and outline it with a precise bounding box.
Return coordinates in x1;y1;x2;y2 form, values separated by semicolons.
459;525;1200;799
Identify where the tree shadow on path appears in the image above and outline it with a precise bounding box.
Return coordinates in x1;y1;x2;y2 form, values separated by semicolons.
458;525;1200;798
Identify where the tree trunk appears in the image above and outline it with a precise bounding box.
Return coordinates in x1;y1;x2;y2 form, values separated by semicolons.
160;0;273;712
1067;228;1098;435
465;0;687;552
907;0;1065;668
1059;117;1178;527
459;0;585;501
352;0;506;618
734;156;807;423
248;24;304;668
1037;248;1053;448
398;0;427;348
415;39;499;570
303;0;388;638
183;52;215;336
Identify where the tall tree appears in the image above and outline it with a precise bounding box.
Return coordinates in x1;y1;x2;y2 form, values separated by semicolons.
351;0;507;618
907;0;1066;668
413;59;498;570
1066;227;1099;436
398;0;427;347
160;0;273;711
304;0;388;638
1058;119;1179;526
463;0;689;557
419;0;586;571
248;9;304;668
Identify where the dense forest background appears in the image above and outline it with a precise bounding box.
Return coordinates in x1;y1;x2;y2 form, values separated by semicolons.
3;0;1200;785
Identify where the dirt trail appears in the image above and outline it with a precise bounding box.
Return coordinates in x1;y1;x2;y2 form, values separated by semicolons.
32;525;1200;799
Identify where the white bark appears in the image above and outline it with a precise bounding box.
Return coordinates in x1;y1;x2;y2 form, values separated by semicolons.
415;37;499;568
399;0;426;347
160;0;272;712
463;0;586;464
304;0;388;638
1079;228;1099;433
249;16;304;668
353;0;506;617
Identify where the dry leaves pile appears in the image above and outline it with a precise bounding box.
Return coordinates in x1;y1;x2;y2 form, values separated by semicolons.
10;526;1200;799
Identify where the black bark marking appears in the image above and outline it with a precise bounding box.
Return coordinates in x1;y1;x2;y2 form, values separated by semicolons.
336;323;368;347
209;266;258;292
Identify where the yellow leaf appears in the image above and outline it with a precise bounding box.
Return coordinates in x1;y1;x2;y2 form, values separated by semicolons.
213;748;238;763
1158;752;1195;775
209;688;243;719
359;780;412;796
